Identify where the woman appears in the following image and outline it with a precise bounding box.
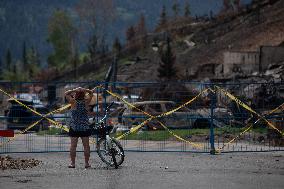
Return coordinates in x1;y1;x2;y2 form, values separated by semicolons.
65;87;94;168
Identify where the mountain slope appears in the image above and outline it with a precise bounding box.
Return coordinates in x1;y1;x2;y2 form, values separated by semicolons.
0;0;251;64
116;0;284;82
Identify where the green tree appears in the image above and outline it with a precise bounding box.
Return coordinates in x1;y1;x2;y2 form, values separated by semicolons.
71;50;80;79
22;41;28;68
223;0;231;11
2;49;31;82
2;60;29;82
184;1;191;17
47;9;77;69
172;1;180;18
5;49;12;71
0;58;3;79
98;36;109;57
27;47;41;78
125;25;136;51
159;5;167;28
157;37;177;81
88;33;98;63
112;37;122;55
126;25;136;42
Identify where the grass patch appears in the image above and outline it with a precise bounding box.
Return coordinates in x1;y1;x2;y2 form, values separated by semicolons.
251;127;268;134
37;127;68;136
118;57;136;66
113;126;269;141
114;129;210;141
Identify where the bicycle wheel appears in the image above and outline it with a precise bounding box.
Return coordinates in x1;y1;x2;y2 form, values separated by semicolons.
97;138;124;167
110;148;118;169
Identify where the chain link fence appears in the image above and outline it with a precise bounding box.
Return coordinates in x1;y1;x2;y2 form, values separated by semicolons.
0;81;283;153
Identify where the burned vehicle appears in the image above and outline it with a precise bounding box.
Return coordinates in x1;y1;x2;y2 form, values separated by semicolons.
5;98;50;132
120;101;232;130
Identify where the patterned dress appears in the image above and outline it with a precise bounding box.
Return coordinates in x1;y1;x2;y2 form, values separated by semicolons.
68;100;91;137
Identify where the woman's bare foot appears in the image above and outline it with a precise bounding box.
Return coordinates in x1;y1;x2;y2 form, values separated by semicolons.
68;164;75;168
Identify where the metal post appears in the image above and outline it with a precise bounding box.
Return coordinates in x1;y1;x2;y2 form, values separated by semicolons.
209;84;216;155
113;54;117;90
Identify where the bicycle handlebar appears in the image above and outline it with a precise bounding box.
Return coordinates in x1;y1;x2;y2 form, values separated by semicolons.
105;102;114;112
93;101;114;124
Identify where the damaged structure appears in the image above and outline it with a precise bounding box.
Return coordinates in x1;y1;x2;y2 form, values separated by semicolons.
221;44;284;78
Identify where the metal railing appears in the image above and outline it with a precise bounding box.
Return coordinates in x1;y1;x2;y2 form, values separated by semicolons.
0;81;283;154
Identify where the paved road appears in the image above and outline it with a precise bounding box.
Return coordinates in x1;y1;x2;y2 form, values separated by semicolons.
0;152;283;189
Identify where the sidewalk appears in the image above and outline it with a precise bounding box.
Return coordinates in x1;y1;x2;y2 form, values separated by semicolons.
1;134;283;153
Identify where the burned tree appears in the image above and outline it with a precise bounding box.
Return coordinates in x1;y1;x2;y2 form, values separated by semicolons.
156;5;168;31
135;14;148;49
157;37;177;81
184;1;191;17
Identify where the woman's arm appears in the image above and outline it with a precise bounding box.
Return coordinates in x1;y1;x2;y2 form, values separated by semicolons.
83;88;94;105
65;89;76;104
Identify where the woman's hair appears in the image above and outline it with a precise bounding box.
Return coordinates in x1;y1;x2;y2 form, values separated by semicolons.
75;91;85;101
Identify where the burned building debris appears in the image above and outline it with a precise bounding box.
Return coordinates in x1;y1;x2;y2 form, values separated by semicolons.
221;45;284;78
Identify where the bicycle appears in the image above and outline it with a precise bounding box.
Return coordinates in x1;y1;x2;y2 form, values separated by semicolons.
89;102;125;169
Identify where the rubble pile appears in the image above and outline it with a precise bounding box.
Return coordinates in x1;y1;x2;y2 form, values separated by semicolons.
0;155;41;170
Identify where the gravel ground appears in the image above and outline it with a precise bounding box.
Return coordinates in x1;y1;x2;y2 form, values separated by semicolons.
0;151;283;189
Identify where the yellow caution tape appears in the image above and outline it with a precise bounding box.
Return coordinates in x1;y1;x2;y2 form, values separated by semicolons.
0;104;71;147
0;88;70;132
216;86;283;135
105;87;209;149
217;101;284;152
0;85;102;133
158;122;203;148
0;85;102;147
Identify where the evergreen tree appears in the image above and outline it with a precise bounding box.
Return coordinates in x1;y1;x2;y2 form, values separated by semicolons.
112;37;122;55
136;13;147;36
157;37;177;81
136;13;147;49
234;0;241;11
71;50;80;79
5;49;12;71
172;1;180;18
98;36;108;57
3;60;29;82
88;33;98;63
22;41;28;68
126;25;136;42
223;0;231;12
27;47;41;78
0;58;3;79
125;25;136;51
157;5;168;29
12;62;17;75
210;10;214;20
184;1;191;17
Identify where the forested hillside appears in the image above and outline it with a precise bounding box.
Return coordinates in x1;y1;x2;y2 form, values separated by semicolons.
0;0;251;64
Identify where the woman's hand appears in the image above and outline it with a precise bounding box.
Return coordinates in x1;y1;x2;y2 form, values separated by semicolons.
67;87;93;97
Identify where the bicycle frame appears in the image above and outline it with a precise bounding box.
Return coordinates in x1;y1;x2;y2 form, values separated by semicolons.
90;102;124;168
90;102;115;148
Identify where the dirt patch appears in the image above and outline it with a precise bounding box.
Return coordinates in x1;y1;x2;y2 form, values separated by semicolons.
0;155;41;170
